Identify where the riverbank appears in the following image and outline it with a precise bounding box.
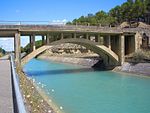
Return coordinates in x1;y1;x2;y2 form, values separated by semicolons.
38;54;150;77
38;55;100;67
113;62;150;76
17;70;57;113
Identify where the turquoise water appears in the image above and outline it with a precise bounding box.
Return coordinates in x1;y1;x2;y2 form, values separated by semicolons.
23;59;150;113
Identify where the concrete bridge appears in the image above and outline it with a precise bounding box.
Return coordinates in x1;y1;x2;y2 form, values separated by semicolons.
0;24;149;68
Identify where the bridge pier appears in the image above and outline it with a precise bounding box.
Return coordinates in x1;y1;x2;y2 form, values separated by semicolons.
61;33;64;39
30;34;36;51
104;35;111;49
42;35;46;45
119;34;125;65
135;32;143;51
73;33;77;38
46;34;50;45
14;32;21;67
86;33;89;40
97;34;102;44
98;35;104;45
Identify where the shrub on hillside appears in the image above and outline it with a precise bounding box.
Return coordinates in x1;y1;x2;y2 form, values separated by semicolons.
0;53;3;57
22;40;42;53
126;50;150;63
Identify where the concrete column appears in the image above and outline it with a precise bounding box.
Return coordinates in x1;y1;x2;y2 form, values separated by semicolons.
86;33;89;40
97;34;100;43
14;32;21;67
108;35;111;49
135;32;142;51
46;34;50;45
95;34;100;44
61;33;64;39
73;33;76;38
99;36;104;45
42;35;46;45
104;35;111;49
30;34;36;51
97;34;104;44
119;34;125;65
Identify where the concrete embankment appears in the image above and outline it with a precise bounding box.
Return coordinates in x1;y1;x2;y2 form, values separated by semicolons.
39;55;150;76
114;62;150;76
38;55;100;67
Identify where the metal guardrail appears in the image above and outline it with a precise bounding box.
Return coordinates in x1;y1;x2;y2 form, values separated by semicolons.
0;21;66;25
10;54;27;113
0;21;112;28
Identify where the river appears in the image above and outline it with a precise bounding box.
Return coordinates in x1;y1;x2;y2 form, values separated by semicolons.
23;58;150;113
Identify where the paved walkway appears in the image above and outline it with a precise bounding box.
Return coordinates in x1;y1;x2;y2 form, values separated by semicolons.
0;59;14;113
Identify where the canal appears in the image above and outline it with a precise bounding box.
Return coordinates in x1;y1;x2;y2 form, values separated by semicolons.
23;58;150;113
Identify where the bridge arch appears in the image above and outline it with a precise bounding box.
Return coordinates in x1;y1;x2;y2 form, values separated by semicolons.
21;38;119;67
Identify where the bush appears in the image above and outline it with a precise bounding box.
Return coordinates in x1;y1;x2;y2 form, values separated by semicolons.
0;53;3;57
22;40;42;53
127;50;150;62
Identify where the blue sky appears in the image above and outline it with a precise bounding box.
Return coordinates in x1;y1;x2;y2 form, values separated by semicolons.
0;0;126;51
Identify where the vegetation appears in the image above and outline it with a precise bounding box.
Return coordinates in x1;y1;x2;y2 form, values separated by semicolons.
22;40;43;53
0;47;6;57
67;0;150;26
126;50;150;62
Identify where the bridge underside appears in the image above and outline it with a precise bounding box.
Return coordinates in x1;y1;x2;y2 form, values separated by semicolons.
21;38;120;68
50;39;119;66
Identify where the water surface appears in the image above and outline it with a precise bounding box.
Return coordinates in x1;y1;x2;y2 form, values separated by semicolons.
24;59;150;113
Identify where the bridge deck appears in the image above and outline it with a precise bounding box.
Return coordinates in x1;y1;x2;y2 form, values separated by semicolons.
0;59;14;113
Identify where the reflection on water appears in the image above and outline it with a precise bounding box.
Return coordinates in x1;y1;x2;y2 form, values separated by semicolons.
25;68;94;76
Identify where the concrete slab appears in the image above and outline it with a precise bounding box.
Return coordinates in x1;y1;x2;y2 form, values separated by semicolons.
0;60;14;113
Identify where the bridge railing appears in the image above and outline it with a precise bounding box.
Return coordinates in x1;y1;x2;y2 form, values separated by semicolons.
0;21;123;33
10;54;27;113
0;21;120;27
0;21;66;25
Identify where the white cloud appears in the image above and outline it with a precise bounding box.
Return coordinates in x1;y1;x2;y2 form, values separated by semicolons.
62;19;67;22
0;38;14;51
15;9;21;13
51;19;67;25
0;36;29;51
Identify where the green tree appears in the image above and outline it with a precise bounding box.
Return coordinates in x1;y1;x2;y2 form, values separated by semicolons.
0;47;6;55
120;2;133;25
145;0;150;12
23;40;42;54
109;6;122;23
67;0;150;26
127;0;134;4
132;0;146;22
